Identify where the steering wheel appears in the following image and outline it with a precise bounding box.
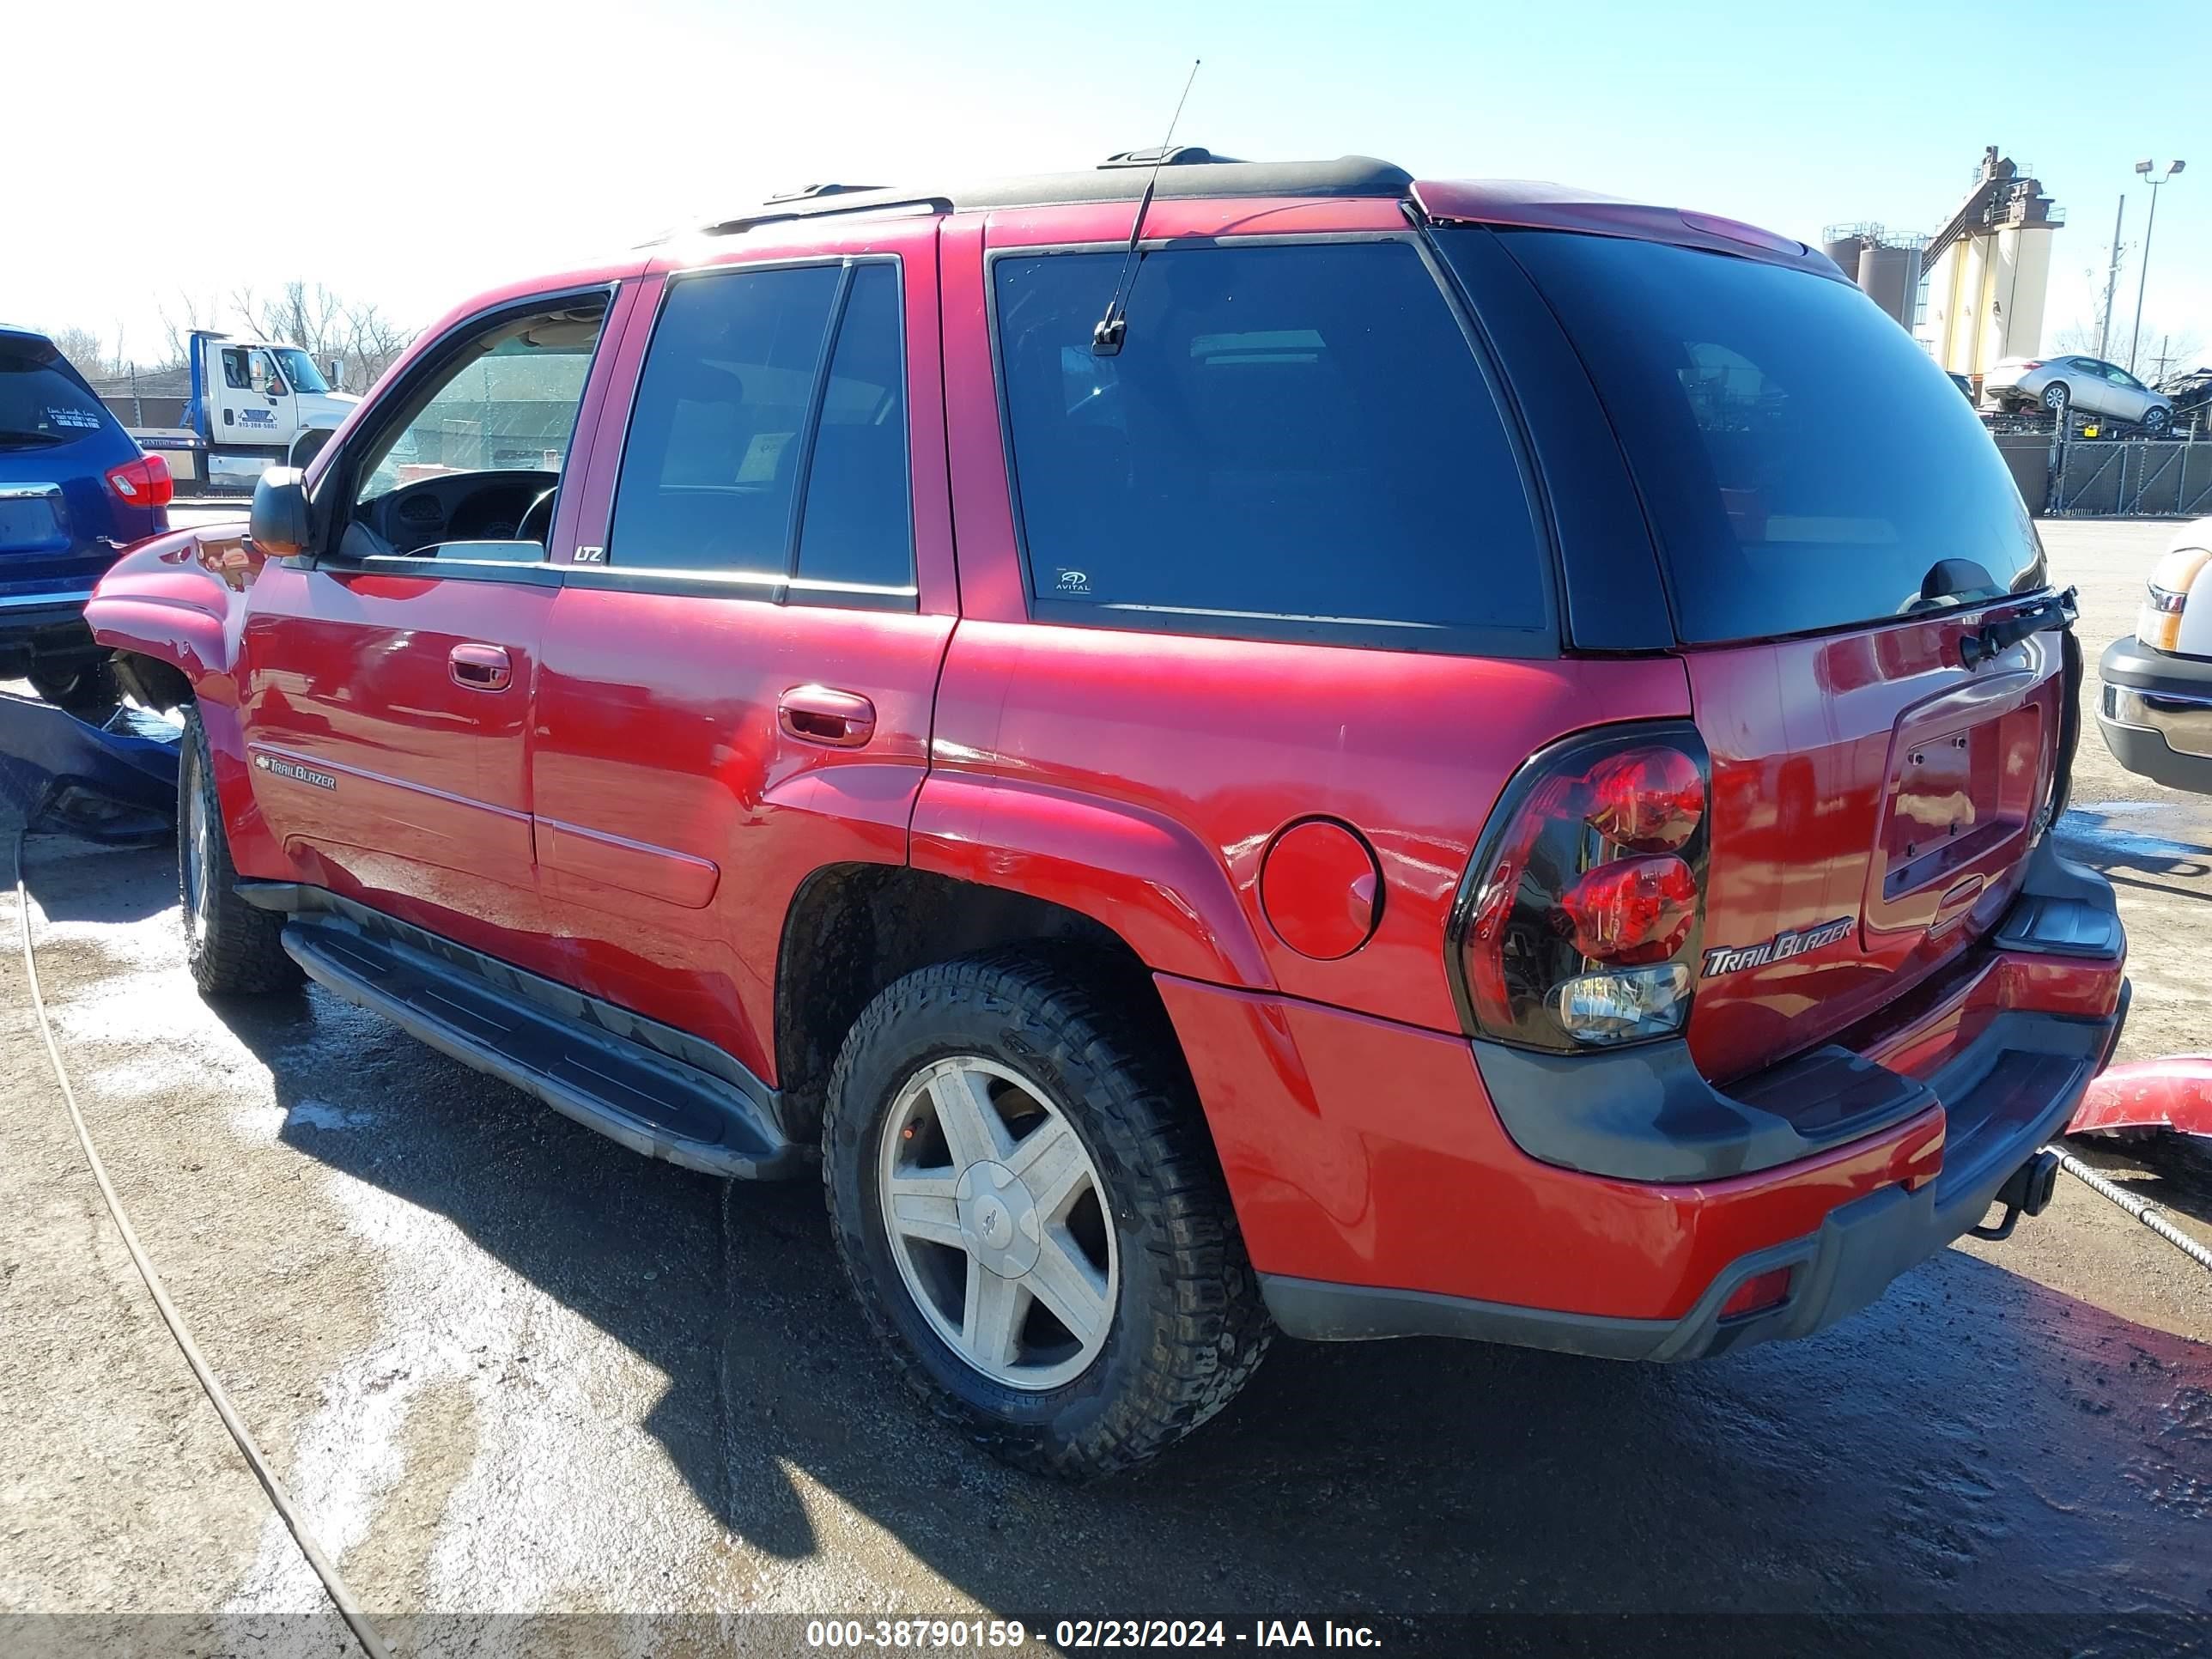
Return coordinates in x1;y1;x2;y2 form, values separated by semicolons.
515;488;558;548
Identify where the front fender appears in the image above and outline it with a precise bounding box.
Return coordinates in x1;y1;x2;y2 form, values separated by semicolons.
909;773;1273;989
84;521;260;707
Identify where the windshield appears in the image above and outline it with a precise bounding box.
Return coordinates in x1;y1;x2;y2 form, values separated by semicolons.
272;348;331;393
0;344;110;448
1455;229;2045;644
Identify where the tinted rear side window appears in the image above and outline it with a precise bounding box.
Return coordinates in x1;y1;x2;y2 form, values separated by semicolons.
794;263;914;597
610;264;842;574
1472;230;2045;644
0;344;112;451
993;240;1548;651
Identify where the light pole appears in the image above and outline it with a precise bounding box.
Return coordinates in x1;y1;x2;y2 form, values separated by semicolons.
2128;158;2186;376
2096;194;2124;361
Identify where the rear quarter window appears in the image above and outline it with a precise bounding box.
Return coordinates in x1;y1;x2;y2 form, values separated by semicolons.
992;239;1552;653
1474;229;2044;644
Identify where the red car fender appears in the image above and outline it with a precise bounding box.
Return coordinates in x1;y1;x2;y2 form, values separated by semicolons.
908;771;1274;991
86;522;262;708
87;522;289;877
2069;1056;2212;1139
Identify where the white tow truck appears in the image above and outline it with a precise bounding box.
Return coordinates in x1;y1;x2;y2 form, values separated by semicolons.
125;329;360;494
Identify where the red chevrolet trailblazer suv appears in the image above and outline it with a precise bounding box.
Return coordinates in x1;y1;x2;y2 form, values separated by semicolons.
88;151;2128;1479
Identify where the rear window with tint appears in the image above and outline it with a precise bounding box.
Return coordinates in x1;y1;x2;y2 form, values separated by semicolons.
0;345;112;449
1472;230;2045;644
993;240;1549;651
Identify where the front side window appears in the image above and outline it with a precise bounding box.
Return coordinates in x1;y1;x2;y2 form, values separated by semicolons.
607;260;915;604
337;296;606;559
991;240;1547;649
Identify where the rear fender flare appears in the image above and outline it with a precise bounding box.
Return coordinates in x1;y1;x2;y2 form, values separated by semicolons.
908;774;1273;989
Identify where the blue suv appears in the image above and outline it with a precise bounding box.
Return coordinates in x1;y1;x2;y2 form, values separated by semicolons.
2;325;171;709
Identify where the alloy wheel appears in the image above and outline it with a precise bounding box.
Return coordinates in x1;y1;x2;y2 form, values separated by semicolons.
876;1054;1118;1391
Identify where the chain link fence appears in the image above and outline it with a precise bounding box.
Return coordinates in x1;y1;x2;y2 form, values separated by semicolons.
2046;437;2212;517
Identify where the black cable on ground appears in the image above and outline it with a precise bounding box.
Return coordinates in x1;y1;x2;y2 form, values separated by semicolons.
9;828;394;1659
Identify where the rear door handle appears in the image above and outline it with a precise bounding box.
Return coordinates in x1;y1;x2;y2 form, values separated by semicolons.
449;643;512;691
778;685;876;748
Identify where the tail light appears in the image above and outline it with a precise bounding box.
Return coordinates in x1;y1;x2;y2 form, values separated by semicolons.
1449;725;1711;1052
106;453;173;508
2020;361;2045;371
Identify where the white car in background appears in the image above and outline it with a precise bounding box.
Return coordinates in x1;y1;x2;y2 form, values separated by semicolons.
2100;516;2212;793
1984;354;2176;432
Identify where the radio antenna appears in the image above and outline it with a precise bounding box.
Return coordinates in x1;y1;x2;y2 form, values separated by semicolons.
1091;58;1200;357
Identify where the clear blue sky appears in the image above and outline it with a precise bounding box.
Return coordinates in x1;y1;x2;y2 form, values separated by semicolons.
12;0;2209;372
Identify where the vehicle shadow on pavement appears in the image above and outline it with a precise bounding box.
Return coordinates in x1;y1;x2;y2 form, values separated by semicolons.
212;985;2212;1620
14;835;180;925
2056;808;2212;901
39;842;2211;1621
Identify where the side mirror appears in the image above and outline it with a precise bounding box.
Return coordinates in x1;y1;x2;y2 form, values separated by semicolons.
289;427;335;471
327;358;343;388
251;468;312;558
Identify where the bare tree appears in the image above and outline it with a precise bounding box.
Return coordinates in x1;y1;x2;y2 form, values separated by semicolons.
156;293;220;370
336;299;412;390
141;283;415;391
2047;319;2200;380
2142;330;2206;386
2051;319;2100;355
46;325;112;376
148;282;416;392
227;279;415;391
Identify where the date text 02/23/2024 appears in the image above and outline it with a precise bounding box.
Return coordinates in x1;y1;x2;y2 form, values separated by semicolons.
804;1619;1384;1650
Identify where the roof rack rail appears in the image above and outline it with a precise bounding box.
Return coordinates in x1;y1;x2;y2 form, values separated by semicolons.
1099;145;1237;169
762;182;889;204
702;194;956;237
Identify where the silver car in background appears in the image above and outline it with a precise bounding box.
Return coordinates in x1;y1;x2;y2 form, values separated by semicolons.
1983;354;2176;431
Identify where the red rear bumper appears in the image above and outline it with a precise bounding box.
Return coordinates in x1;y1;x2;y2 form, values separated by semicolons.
1160;854;2125;1358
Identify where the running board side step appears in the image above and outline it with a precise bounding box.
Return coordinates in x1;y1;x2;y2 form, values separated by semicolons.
271;904;800;1180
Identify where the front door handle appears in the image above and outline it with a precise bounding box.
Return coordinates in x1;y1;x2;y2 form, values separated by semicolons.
449;643;513;691
778;685;876;748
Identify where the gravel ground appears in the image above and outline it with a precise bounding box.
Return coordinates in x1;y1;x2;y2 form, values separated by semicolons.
2;518;2209;1656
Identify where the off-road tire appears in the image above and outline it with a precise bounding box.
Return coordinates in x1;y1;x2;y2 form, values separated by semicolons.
179;707;301;996
823;948;1272;1480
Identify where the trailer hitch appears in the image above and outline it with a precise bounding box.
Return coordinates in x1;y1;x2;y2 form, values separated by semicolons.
1967;1149;2063;1242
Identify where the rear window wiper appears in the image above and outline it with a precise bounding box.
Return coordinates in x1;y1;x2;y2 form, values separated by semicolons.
1960;586;2077;667
0;427;66;448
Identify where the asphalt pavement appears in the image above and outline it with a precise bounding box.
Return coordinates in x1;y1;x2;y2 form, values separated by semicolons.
2;519;2209;1656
